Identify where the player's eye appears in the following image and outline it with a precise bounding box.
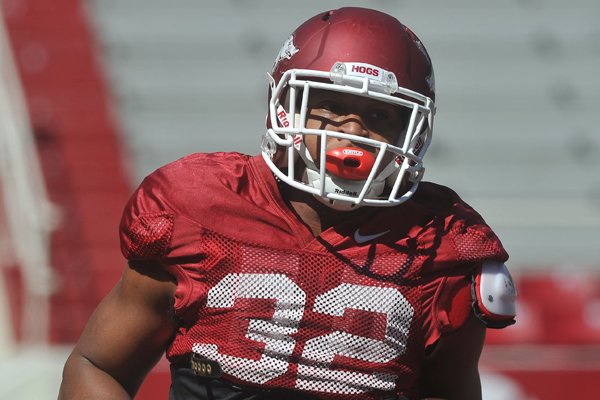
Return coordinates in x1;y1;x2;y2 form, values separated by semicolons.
318;101;343;115
369;109;389;121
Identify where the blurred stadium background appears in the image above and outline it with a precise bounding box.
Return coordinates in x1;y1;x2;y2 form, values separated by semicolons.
1;0;599;398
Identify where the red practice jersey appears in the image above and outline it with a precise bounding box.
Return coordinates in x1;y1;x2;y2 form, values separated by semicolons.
119;152;509;399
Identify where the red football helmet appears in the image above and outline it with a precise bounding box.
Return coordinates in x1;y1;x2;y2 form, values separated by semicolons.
261;7;436;210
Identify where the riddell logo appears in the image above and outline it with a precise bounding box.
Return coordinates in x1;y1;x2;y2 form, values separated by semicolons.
335;188;358;196
277;110;290;128
351;65;379;77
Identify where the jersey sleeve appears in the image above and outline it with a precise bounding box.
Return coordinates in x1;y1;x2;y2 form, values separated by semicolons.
423;274;473;349
119;171;176;261
119;164;213;321
119;164;202;262
423;261;517;348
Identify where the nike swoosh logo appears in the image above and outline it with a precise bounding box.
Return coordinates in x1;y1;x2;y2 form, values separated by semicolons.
353;229;390;244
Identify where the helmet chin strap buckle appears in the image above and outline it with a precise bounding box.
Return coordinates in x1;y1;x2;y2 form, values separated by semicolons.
325;147;374;180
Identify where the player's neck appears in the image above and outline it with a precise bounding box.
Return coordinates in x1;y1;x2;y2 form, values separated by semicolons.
281;185;371;237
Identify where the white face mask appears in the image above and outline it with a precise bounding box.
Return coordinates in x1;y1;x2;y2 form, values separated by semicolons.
262;62;435;211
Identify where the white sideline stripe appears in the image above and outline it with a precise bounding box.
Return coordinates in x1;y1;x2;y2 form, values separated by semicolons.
0;4;17;355
0;6;56;345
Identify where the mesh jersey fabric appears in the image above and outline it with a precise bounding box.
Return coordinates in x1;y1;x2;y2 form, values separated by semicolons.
119;152;508;399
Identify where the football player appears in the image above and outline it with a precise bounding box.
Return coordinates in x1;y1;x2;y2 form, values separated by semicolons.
59;7;516;400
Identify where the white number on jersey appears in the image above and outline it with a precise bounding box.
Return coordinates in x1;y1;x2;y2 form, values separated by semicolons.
193;273;414;394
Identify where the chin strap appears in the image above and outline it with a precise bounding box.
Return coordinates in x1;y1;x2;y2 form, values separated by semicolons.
303;168;388;211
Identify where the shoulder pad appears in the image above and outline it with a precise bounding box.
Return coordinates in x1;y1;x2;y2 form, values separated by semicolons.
471;261;517;328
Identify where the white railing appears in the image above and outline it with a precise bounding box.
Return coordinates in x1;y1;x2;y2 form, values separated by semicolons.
0;9;58;345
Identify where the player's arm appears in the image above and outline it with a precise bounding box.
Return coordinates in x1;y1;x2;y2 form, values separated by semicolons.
58;262;177;400
420;312;486;400
420;261;517;399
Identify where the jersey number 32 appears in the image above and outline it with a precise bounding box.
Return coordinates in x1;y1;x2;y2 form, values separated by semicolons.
193;273;414;395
